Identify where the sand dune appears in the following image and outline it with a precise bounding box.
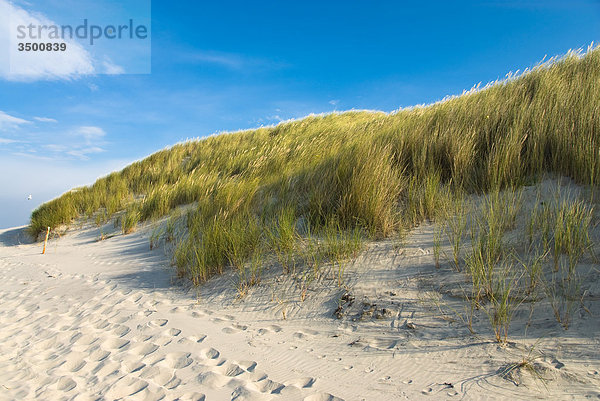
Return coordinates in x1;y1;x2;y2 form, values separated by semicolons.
1;182;600;400
0;226;349;400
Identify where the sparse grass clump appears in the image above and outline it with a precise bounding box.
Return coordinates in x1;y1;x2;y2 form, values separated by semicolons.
435;180;596;343
121;205;141;234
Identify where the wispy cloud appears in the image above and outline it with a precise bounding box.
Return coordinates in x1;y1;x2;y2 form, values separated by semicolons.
33;116;58;123
0;111;108;161
0;110;30;131
73;126;106;143
41;125;108;160
102;57;125;75
190;51;246;69
66;146;105;160
0;0;94;81
184;50;288;71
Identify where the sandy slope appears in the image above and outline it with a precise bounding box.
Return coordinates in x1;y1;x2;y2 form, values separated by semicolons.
1;182;599;401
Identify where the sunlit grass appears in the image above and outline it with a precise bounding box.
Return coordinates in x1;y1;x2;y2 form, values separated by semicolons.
29;45;600;294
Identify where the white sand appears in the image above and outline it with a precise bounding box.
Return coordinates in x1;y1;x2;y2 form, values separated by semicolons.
1;180;599;400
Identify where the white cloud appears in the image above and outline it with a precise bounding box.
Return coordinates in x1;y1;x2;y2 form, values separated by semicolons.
49;126;108;159
191;52;245;69
3;122;108;161
43;144;67;152
11;151;53;161
185;50;288;71
73;126;106;143
266;115;283;122
33;117;58;123
0;110;30;131
0;0;95;81
102;58;125;75
66;146;104;160
0;109;108;161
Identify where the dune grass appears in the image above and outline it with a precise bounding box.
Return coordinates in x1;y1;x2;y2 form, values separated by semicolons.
29;46;600;293
436;180;596;342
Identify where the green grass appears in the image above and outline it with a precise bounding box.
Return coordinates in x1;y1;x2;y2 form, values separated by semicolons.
444;180;596;341
445;193;468;271
485;264;523;344
121;204;141;234
29;45;600;289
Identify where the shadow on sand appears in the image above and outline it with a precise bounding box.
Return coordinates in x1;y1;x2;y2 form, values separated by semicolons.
0;226;34;246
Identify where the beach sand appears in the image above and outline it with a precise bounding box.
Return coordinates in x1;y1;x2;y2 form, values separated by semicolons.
1;180;599;400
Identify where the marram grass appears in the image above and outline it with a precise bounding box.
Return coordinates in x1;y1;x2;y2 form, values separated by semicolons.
30;46;600;286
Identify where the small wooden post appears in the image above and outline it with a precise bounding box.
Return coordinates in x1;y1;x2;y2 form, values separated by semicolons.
42;227;50;254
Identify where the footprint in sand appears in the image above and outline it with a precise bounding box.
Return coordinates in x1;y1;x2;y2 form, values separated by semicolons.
167;328;182;336
140;365;181;388
153;335;175;347
222;323;248;334
93;360;121;377
252;378;285;394
368;338;397;350
103;338;130;351
131;342;159;357
128;293;144;303
112;324;131;337
58;355;87;373
178;335;207;346
144;352;166;366
72;333;100;348
216;362;247;377
176;392;206;401
148;318;168;327
188;305;212;314
200;347;220;360
161;352;194;369
236;360;258;372
303;392;344;401
56;376;77;392
293;329;319;340
191;311;206;318
104;377;149;399
93;319;111;330
196;371;230;389
285;377;317;388
122;360;146;373
132;334;154;343
89;347;111;362
422;383;457;396
257;325;283;335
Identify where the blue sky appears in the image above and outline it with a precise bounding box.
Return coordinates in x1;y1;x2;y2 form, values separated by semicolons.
0;0;599;228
